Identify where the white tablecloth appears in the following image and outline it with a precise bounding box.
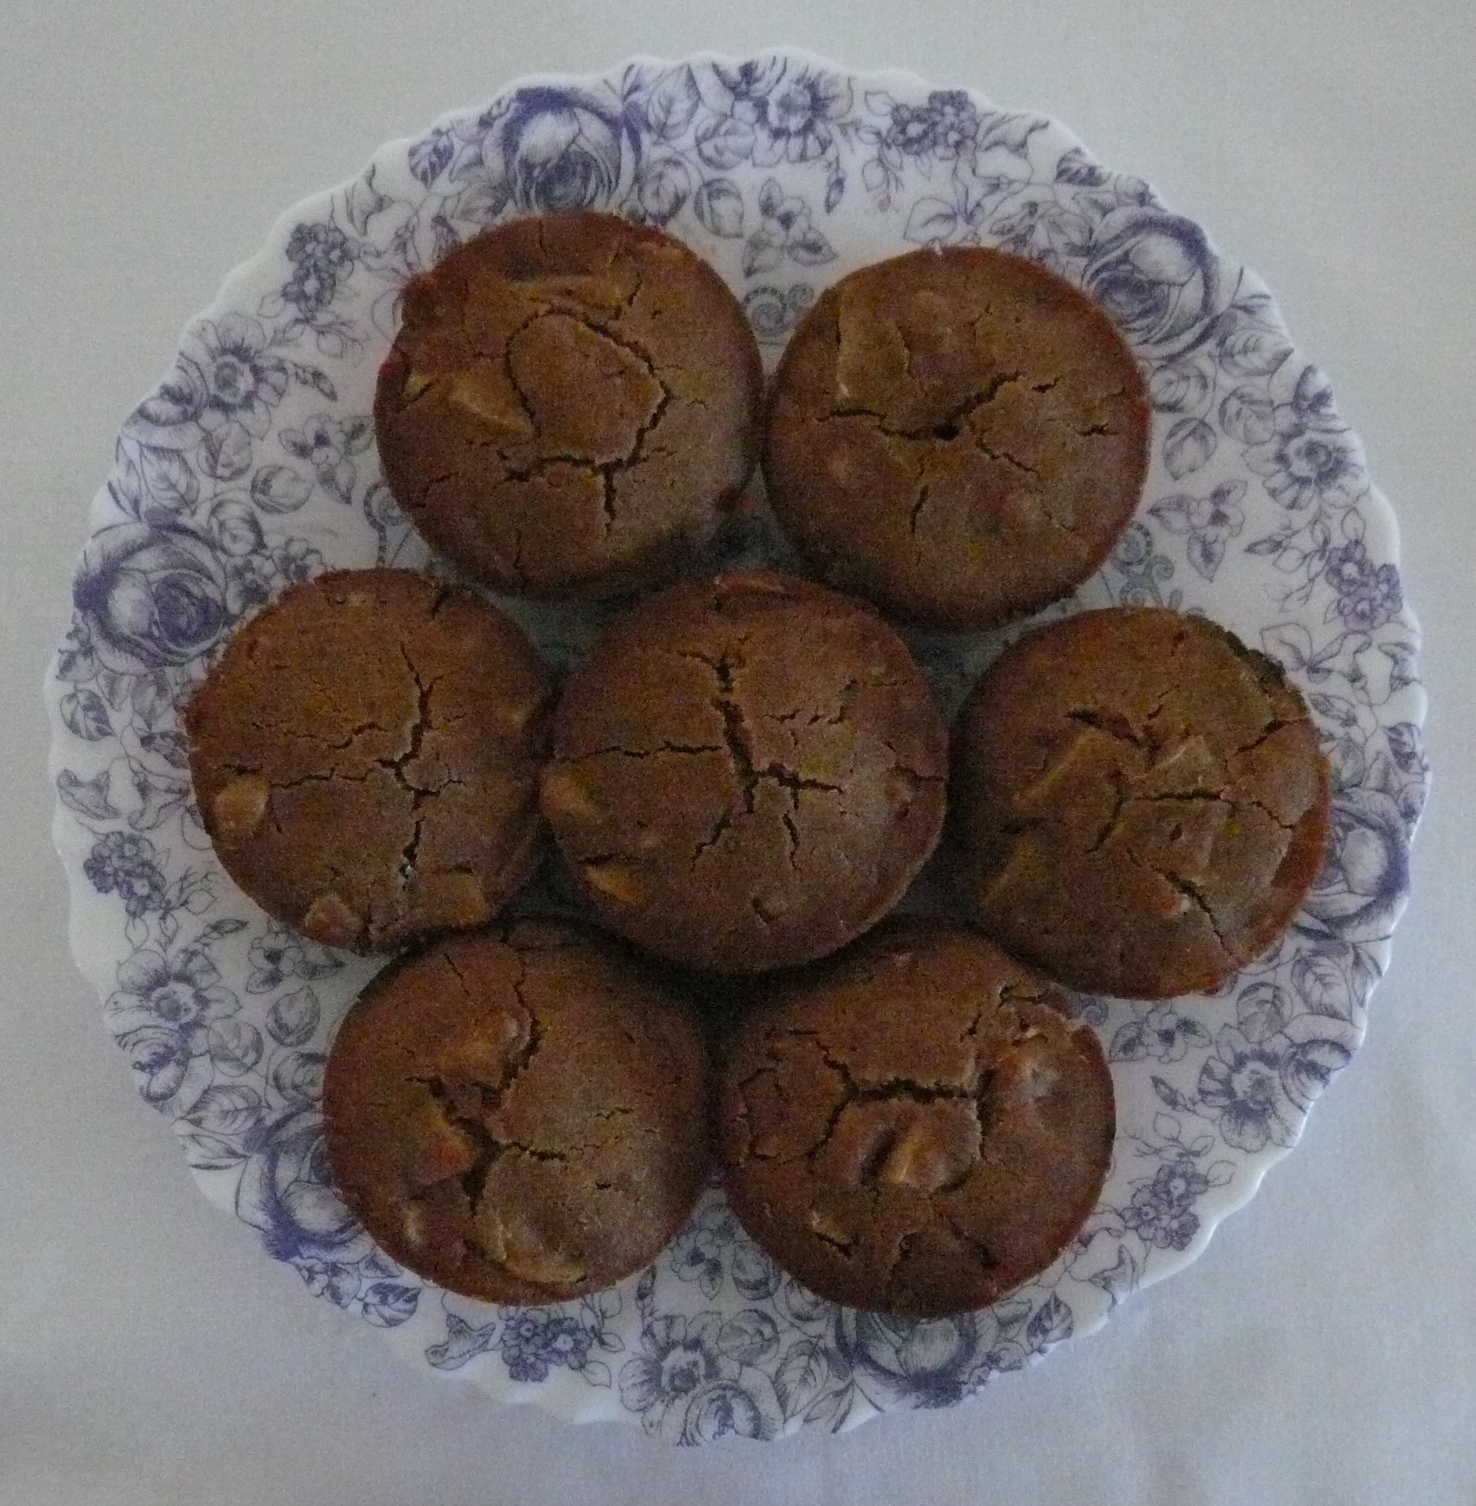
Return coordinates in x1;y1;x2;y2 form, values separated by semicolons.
3;2;1473;1500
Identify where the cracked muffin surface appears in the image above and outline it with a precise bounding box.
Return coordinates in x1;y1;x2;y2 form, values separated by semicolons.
323;919;710;1304
374;211;763;598
184;569;550;952
540;571;948;973
953;606;1332;998
762;246;1150;630
718;921;1113;1317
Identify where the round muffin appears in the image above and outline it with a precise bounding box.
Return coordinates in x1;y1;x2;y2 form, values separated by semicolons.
953;606;1332;998
762;246;1151;630
719;921;1115;1318
374;211;763;597
540;572;948;973
185;569;550;952
324;920;710;1304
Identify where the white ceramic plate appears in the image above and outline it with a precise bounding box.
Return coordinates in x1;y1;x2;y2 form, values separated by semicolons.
46;51;1426;1441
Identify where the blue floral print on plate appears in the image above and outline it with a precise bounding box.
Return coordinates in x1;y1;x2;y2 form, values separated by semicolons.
46;51;1426;1440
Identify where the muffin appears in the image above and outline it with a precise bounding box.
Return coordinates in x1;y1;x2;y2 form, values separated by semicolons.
324;920;710;1304
185;568;550;952
762;246;1150;630
374;211;763;597
952;606;1332;998
719;921;1115;1318
540;572;948;973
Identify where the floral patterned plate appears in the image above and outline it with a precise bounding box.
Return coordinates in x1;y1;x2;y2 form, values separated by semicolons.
46;51;1426;1442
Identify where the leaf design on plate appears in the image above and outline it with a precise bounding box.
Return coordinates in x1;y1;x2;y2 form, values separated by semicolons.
138;445;200;516
1220;384;1277;444
718;1309;781;1366
60;689;112;742
1217;326;1292;379
1055;146;1109;187
1108;1018;1151;1061
200;423;252;481
1380;640;1419;692
57;767;119;819
694;178;745;238
1163;416;1216;479
408;129;454;187
184;1083;264;1138
902;196;960;246
267;986;321;1047
1236;982;1293;1044
695;116;755;171
1186;533;1227;581
1151;1076;1197;1114
362;1282;420;1328
788;224;836;266
208;1018;265;1076
1385;721;1427;775
742;234;785;278
1027;1294;1073;1350
251;465;314;513
645;66;701;140
774;1337;830;1420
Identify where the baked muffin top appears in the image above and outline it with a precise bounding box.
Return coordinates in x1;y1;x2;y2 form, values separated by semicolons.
763;246;1150;629
953;605;1331;997
719;920;1115;1317
375;211;763;598
324;918;710;1304
185;569;549;952
540;571;948;972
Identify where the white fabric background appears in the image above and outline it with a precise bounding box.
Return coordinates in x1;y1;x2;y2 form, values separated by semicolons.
2;3;1473;1501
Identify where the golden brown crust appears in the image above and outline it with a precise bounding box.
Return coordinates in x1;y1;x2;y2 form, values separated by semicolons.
374;212;763;598
184;569;550;952
952;606;1333;998
762;247;1150;630
718;921;1114;1317
540;572;948;972
323;919;711;1304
